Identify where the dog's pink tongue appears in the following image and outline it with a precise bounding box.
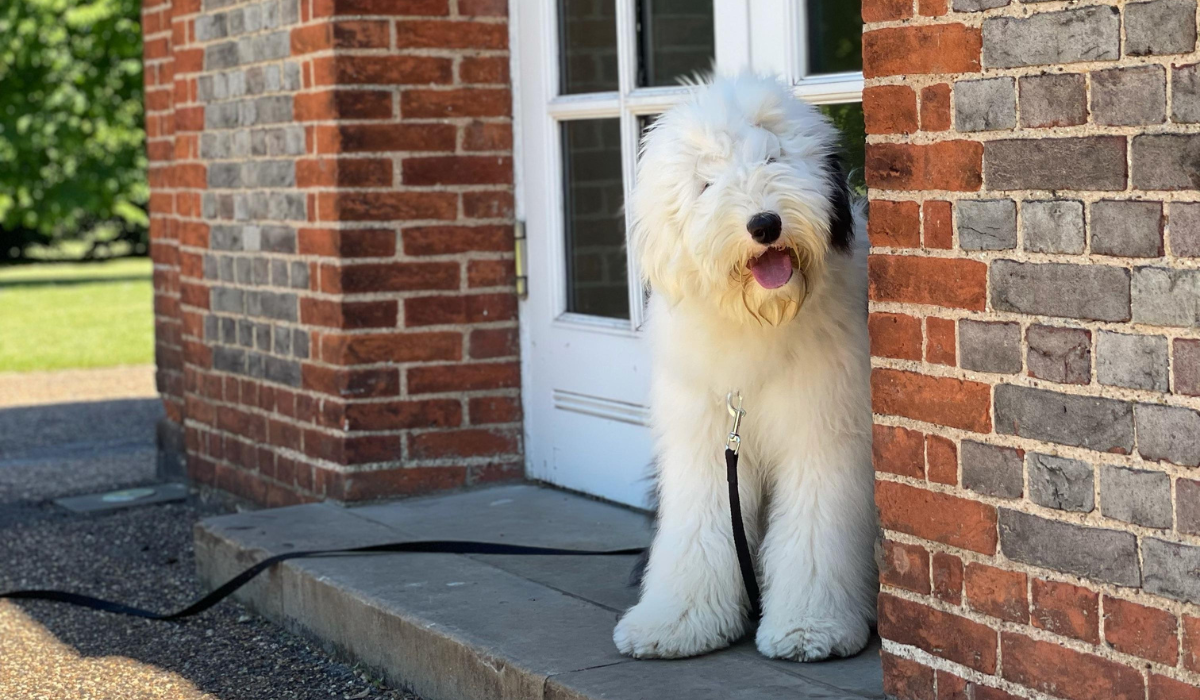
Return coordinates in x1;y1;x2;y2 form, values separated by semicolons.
748;248;793;289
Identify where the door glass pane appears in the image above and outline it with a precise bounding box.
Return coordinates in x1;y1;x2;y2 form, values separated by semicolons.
562;119;630;319
636;0;715;88
559;0;620;94
806;0;863;75
818;102;867;196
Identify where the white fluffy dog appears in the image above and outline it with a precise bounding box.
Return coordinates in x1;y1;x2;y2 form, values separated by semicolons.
612;74;877;662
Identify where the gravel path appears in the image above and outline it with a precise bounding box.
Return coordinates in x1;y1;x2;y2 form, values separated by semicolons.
0;368;419;699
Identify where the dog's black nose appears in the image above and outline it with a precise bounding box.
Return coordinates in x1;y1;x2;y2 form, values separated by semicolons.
747;212;782;244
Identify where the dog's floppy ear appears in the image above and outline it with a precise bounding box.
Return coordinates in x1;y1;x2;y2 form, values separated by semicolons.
824;152;854;253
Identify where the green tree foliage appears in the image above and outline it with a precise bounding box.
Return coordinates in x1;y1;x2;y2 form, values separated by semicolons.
0;0;147;259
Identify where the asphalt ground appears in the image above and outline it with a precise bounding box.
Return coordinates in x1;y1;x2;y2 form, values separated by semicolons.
0;369;421;700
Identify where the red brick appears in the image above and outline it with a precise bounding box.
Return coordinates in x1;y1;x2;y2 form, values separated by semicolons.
920;84;952;132
469;327;518;359
1001;631;1144;700
876;480;997;553
402;88;511;118
321;331;461;364
1104;596;1178;665
863;24;982;78
408;362;520;394
871;368;992;433
463;191;514;219
925;317;955;366
404;293;516;327
865;141;983;192
403;156;513;185
869;200;921;248
863;86;918;135
344;399;461;431
297;158;392;188
878;593;997;673
458;0;505;15
298;228;396;258
303;365;400;399
469;395;521;424
933;554;963;603
470;461;524;485
335;466;467;501
1185;616;1200;673
295;90;393;122
395;20;507;49
973;686;1022;700
317;123;456;154
918;0;948;16
925;435;957;485
869;312;922;361
301;298;398;329
873;424;925;478
1031;578;1099;644
312;0;449;16
936;671;968;700
1151;674;1200;700
409;428;518;459
468;259;514;287
317;191;458;222
881;652;934;700
461;55;509;84
881;540;931;595
312;55;453;86
464;121;513;151
869;255;987;310
923;201;953;249
403;225;511;256
965;563;1027;623
323;261;459;294
291;20;389;54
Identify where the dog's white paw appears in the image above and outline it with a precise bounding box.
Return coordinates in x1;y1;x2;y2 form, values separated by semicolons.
613;602;741;659
755;612;870;662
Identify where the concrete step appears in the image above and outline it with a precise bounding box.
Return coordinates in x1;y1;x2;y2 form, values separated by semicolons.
195;484;884;700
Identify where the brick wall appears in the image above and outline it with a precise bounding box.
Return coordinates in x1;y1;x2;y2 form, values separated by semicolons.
863;0;1200;697
143;0;522;506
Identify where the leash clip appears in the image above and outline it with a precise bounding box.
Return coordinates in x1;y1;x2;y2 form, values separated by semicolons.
726;391;745;454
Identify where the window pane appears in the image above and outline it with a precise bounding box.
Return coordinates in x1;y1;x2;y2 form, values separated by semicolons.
559;0;620;95
562;119;630;319
806;0;863;75
636;0;715;88
818;102;866;196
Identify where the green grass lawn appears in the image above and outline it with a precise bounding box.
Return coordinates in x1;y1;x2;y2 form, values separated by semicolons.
0;258;154;372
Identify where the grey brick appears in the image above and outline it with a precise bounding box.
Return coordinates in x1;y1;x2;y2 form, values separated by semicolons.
1018;73;1087;128
243;160;295;188
218;257;235;282
260;226;297;253
226;6;246;35
1097;331;1168;391
1027;453;1094;513
253;95;293;125
238;99;258;128
262;0;281;29
1170;203;1200;256
999;509;1139;586
220;318;237;344
203;255;220;281
250;291;298;322
197;75;218;103
995;384;1133;453
257;126;305;156
203;0;238;10
242;226;261;253
210;225;243;251
982;6;1120;68
203;194;220;221
235;258;253;285
204;315;220;342
237;318;254;347
251;257;270;286
243;4;263;33
231;129;252;157
1090;200;1164;258
957;199;1016;250
1173;63;1200;123
1136;403;1200;466
1091;65;1166;126
1143;538;1200;603
255;324;272;352
961;441;1023;498
991;260;1130;322
1026;324;1091;385
247;352;265;380
1126;0;1198;56
960;320;1021;374
238;31;289;65
292;329;310;359
290;261;310;289
1132;134;1200;190
1176;339;1200;396
1100;464;1171;528
207;162;243;189
211;287;245;314
281;0;300;25
205;41;240;71
264;356;302;387
244;66;267;95
955;78;1015;132
1178;479;1200;535
952;0;1008;9
270;259;289;287
213;346;247;374
1023;200;1085;254
226;70;247;98
272;325;292;355
985;137;1127;191
283;63;302;91
195;13;227;41
199;133;231;159
267;193;306;221
1131;267;1200;327
204;102;241;129
218;194;236;220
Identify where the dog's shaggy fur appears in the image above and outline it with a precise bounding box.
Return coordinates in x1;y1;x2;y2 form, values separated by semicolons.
612;74;877;662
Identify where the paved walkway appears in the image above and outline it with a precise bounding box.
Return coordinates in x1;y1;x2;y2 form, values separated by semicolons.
0;366;417;699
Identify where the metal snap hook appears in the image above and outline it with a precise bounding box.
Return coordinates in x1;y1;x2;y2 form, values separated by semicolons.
726;391;745;454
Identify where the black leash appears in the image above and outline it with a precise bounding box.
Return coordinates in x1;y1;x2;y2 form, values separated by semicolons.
726;447;762;620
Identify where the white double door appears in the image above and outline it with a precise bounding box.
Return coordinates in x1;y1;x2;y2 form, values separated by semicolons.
512;1;863;508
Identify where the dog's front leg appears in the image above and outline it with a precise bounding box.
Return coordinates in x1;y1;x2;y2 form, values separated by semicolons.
755;443;877;661
614;409;758;658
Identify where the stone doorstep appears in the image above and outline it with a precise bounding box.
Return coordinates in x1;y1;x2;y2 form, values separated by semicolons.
194;484;883;700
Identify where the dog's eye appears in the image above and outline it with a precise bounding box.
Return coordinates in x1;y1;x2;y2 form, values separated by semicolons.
766;156;777;165
701;182;712;193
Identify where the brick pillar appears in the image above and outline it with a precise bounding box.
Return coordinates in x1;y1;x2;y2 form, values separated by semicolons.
146;0;521;506
863;0;1200;697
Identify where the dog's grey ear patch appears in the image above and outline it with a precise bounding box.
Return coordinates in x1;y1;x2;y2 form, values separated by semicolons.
825;153;854;253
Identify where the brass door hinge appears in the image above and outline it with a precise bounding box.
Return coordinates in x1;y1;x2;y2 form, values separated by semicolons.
514;220;528;300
